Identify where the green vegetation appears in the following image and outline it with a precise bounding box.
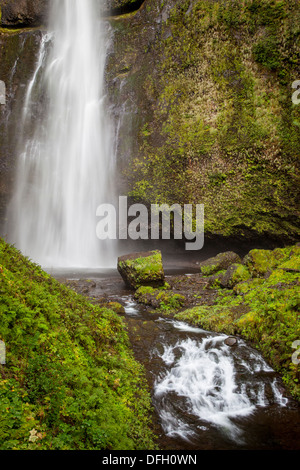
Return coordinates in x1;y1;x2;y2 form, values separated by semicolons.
0;238;156;450
117;251;165;289
175;244;300;400
134;285;185;312
117;0;300;241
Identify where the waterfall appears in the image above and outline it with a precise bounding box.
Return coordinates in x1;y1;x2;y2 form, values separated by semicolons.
7;0;116;268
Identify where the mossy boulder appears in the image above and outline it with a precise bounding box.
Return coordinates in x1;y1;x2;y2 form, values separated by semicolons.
220;263;252;289
242;246;300;278
243;248;274;276
278;245;300;272
199;251;241;276
134;285;185;311
0;0;49;27
117;250;164;289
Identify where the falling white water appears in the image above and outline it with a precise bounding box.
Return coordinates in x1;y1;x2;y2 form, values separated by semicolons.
154;327;288;443
7;0;116;268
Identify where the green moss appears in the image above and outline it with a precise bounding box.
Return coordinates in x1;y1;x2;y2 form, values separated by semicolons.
119;0;300;241
232;264;251;283
156;291;185;312
118;251;164;289
106;301;126;314
243;247;300;276
0;238;156;450
220;263;252;288
134;285;185;312
175;243;300;401
279;257;300;272
244;249;277;276
252;36;280;71
199;251;241;276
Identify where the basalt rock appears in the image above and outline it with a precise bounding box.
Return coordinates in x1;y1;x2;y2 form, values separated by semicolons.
224;336;238;347
0;0;144;28
220;263;251;289
106;0;300;244
117;250;165;289
199;251;241;277
0;0;49;27
134;285;185;310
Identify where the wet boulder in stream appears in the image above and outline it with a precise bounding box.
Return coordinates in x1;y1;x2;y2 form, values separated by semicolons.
117;250;165;289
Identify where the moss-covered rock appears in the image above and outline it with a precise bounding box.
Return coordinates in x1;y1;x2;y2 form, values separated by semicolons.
134;284;185;311
174;243;300;401
107;0;300;243
0;0;144;29
199;251;241;276
117;250;165;289
278;245;300;272
220;263;251;288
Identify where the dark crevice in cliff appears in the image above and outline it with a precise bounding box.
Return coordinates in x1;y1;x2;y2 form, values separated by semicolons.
105;0;146;17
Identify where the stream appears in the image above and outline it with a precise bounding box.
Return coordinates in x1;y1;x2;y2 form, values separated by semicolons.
52;262;300;451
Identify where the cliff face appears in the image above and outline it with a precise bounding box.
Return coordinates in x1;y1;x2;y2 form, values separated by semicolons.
0;0;299;243
0;0;142;26
0;31;42;234
0;0;49;27
107;0;300;243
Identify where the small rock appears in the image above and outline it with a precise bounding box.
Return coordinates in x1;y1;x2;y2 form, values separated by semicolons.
243;249;276;277
224;336;238;347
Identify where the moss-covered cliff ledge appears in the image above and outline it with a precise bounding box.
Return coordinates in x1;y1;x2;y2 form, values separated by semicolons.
107;0;300;243
0;238;156;450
